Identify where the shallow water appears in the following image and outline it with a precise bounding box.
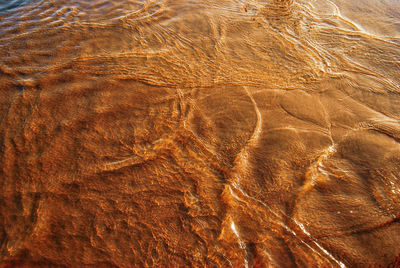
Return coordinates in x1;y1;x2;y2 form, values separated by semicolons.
0;0;31;15
0;0;400;267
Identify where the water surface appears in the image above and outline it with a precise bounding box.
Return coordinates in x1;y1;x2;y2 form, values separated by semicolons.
0;0;400;267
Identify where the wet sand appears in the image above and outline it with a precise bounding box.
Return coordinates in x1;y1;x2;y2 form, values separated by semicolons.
1;0;400;267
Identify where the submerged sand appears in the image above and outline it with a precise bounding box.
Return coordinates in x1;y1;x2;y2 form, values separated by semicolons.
0;0;400;266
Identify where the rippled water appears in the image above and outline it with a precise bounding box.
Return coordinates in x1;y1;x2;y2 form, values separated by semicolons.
1;0;400;267
0;0;31;14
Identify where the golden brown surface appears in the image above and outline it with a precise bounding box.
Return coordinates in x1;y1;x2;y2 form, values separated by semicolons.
1;0;400;267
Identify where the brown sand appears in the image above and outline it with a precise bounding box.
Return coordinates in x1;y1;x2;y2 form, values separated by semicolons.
1;0;400;266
